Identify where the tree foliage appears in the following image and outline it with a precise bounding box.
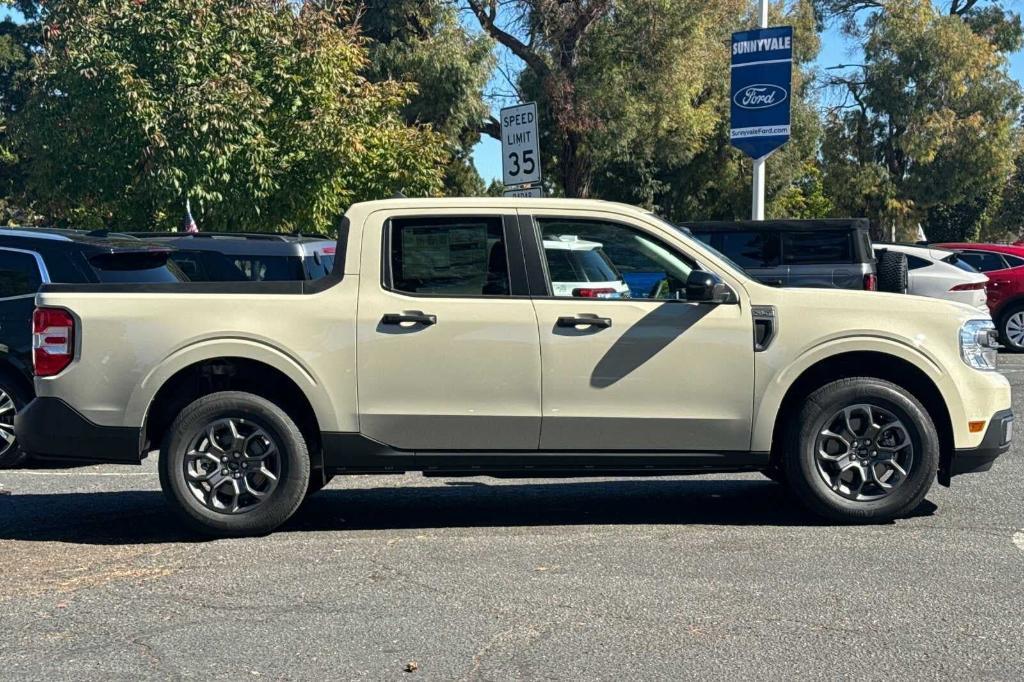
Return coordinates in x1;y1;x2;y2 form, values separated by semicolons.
466;0;824;221
11;0;447;232
354;0;494;196
820;0;1023;239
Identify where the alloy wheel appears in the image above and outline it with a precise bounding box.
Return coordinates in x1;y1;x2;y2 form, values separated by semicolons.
1005;311;1024;348
182;417;281;514
0;388;18;457
814;403;914;502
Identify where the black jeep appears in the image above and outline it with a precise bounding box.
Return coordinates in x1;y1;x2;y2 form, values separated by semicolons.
0;228;185;467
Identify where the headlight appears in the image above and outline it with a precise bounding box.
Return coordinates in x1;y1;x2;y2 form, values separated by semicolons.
960;319;999;371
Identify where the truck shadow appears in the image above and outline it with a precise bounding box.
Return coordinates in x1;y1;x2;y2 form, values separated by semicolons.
0;478;938;546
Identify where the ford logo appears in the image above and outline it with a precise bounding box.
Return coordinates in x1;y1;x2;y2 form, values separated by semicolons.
734;84;788;110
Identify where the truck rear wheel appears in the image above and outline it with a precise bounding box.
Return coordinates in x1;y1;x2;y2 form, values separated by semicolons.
784;378;938;522
158;391;310;537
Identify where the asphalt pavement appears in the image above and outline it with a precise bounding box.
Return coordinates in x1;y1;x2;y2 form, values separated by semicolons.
1;360;1023;680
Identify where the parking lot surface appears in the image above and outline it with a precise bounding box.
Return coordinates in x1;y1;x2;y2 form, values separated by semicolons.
2;362;1023;680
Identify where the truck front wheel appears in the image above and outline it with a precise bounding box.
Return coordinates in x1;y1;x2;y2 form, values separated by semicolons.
784;378;938;522
158;391;310;537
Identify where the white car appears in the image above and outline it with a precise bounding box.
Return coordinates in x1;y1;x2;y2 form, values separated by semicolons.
874;243;988;310
543;235;631;298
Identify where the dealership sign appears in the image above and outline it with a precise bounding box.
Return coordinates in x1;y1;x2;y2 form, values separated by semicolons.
730;26;793;160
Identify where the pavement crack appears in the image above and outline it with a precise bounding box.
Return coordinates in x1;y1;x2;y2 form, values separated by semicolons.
460;620;553;681
131;634;182;680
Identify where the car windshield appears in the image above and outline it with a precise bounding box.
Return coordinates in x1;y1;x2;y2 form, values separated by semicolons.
649;213;752;279
545;245;621;282
942;252;981;274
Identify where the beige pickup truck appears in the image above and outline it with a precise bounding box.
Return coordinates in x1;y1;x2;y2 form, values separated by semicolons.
16;198;1013;536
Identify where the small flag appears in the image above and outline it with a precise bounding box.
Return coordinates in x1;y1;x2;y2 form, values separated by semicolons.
182;198;198;233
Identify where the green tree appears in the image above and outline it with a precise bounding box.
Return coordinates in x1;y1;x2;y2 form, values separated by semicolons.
11;0;446;232
354;0;494;196
466;0;823;221
989;142;1024;240
0;18;37;224
468;0;750;199
608;0;824;221
820;0;1023;239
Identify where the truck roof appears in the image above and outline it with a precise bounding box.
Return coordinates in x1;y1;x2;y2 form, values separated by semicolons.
347;197;652;217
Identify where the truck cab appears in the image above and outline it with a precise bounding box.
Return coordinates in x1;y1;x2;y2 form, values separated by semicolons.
15;199;1012;537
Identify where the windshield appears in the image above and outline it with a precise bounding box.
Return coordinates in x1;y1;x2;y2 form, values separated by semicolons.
943;252;981;274
648;213;752;279
545;246;621;283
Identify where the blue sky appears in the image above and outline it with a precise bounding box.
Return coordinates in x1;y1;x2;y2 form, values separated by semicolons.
472;22;1024;184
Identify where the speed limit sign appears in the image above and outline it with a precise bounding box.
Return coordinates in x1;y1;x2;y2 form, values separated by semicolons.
500;102;542;187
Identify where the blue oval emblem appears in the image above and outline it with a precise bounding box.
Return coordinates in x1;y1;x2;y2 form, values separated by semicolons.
734;84;788;110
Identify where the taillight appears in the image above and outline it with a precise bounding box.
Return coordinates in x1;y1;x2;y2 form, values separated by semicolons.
32;307;75;377
572;287;618;298
864;273;878;291
949;282;986;292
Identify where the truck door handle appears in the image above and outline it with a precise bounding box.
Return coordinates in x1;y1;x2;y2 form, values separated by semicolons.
557;315;612;329
381;312;437;326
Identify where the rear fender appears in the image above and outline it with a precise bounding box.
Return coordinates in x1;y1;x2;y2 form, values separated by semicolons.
126;337;342;433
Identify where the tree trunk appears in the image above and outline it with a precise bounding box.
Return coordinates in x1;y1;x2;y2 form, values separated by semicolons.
561;132;592;198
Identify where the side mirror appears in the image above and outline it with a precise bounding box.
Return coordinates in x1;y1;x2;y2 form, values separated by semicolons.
685;270;737;304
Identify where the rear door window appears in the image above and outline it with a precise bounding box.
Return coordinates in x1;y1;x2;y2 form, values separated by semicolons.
388;217;511;296
781;230;853;264
958;251;1007;273
0;250;43;297
229;256;304;281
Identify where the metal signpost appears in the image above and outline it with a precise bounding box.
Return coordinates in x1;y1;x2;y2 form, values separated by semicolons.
730;9;793;221
500;102;542;196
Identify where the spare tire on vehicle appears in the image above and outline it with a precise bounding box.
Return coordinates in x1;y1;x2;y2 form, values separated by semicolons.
876;250;908;294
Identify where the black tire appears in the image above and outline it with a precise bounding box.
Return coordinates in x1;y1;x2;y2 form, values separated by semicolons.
760;466;787;485
0;375;31;469
158;391;310;537
998;303;1024;352
305;473;335;498
876;250;909;294
783;378;938;523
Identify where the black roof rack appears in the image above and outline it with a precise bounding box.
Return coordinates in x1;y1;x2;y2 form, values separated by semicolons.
123;231;306;242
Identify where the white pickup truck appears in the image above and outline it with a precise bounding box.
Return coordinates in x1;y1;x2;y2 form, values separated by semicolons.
16;199;1012;536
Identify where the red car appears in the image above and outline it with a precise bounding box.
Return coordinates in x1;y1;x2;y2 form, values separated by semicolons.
935;242;1024;350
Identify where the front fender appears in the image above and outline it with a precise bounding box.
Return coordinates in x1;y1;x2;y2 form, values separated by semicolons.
750;335;958;453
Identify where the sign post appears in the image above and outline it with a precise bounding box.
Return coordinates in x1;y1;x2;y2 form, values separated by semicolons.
500;102;542;196
730;14;792;220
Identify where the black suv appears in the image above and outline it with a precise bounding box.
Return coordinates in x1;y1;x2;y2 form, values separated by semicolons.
123;232;337;282
0;228;185;467
685;219;906;291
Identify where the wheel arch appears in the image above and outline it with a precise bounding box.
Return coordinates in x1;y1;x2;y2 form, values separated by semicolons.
758;348;955;477
0;357;34;399
141;356;327;472
993;295;1024;325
